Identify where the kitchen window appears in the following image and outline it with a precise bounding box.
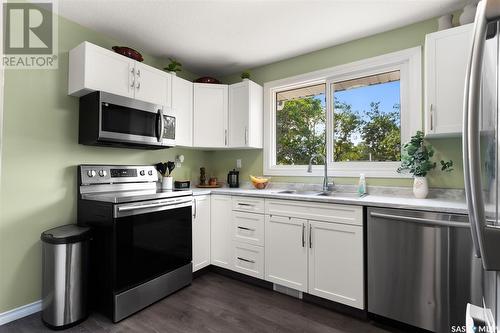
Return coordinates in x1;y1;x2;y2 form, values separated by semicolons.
263;47;422;177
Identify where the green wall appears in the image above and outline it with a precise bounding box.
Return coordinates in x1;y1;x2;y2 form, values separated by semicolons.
211;18;464;189
0;15;209;313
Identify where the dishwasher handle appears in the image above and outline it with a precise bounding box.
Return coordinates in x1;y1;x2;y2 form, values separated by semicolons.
369;212;470;229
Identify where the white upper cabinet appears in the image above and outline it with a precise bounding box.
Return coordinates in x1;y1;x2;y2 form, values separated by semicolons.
193;83;229;148
134;62;171;107
171;75;193;147
68;41;171;106
228;80;263;148
192;195;211;272
69;42;134;98
425;24;473;136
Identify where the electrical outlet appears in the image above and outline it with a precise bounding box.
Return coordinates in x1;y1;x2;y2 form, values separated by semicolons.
236;159;242;168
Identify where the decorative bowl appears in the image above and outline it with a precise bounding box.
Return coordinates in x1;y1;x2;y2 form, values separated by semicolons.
194;76;220;84
112;46;144;62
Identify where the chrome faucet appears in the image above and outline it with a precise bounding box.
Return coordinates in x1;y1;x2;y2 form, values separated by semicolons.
307;154;333;192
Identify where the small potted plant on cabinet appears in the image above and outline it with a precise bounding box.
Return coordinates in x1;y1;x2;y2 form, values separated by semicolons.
164;58;182;75
241;70;251;81
397;131;453;199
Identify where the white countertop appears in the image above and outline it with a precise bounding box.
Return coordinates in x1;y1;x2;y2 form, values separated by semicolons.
191;187;468;215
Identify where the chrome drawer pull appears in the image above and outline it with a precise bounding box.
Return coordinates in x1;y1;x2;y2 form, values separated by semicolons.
237;226;255;231
237;203;253;206
237;257;255;264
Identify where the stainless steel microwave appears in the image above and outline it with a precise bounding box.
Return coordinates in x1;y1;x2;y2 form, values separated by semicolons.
79;91;175;149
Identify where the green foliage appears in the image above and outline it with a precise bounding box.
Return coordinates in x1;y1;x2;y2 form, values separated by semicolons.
241;71;251;79
397;131;453;177
276;97;326;165
164;58;182;72
332;100;401;162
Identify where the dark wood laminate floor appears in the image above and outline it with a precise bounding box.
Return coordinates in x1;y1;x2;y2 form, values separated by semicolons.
0;272;398;333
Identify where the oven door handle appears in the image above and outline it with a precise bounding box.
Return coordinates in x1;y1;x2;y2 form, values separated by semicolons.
115;198;192;217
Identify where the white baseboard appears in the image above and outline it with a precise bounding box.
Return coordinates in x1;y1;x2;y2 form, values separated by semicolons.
0;300;42;326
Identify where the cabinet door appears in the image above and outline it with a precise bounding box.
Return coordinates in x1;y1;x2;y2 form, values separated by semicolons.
308;220;364;309
228;81;249;147
425;24;473;136
171;76;193;147
69;42;135;98
210;195;232;268
228;80;263;148
134;63;171;106
193;83;228;148
192;195;211;272
265;215;308;292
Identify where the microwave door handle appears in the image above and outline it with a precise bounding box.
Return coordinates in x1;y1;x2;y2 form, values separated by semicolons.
463;0;488;260
156;109;164;142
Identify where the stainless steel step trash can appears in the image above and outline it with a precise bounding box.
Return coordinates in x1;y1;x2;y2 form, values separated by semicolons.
41;224;91;329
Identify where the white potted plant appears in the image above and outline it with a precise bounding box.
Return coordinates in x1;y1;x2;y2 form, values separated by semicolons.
397;131;453;199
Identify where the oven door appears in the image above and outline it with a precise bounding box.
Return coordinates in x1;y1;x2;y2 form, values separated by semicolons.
99;92;173;147
113;197;192;292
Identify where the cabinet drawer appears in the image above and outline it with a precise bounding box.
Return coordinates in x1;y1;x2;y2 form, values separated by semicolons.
232;196;265;214
231;241;264;279
232;211;265;246
265;199;363;226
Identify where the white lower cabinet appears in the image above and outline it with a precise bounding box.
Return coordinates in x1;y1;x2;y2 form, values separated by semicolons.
210;195;232;268
264;199;364;309
192;195;211;272
308;220;364;309
206;195;365;310
265;215;308;292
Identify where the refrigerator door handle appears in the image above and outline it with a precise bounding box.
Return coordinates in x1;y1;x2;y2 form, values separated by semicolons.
463;0;500;270
463;0;488;259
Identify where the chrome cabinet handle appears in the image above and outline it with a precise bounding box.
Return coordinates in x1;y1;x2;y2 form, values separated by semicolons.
225;129;228;146
136;81;141;89
136;69;141;77
130;79;135;88
309;224;312;248
193;199;197;219
237;257;255;264
237;203;253;206
237;226;255;231
244;127;248;145
429;104;434;131
302;223;305;247
463;0;488;260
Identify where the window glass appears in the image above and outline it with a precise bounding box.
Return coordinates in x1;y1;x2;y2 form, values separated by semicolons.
333;70;401;162
275;83;326;165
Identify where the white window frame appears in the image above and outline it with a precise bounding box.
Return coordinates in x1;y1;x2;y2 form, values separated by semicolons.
263;46;421;178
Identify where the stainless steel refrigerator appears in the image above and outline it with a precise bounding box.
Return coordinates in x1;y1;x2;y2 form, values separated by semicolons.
463;0;500;331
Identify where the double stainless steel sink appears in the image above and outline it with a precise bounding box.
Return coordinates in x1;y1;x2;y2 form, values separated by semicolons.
275;189;365;199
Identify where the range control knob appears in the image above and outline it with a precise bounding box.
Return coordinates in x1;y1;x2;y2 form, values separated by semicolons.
140;170;146;176
87;170;96;178
98;170;107;177
148;170;153;176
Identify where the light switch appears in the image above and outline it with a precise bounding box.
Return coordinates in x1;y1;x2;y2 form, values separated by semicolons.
236;159;242;168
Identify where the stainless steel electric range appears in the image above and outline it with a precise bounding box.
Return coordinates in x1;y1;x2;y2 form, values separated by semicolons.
77;165;193;323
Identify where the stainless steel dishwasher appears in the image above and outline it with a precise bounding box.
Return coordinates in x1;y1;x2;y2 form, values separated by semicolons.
367;207;484;333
